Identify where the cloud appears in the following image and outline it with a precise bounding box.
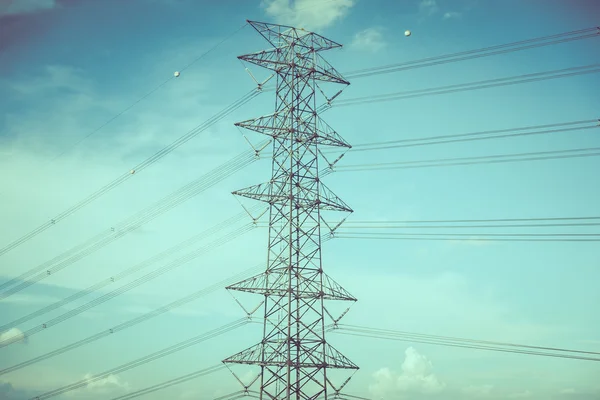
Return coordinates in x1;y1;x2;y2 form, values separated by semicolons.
369;347;445;397
419;0;439;16
0;293;59;305
0;328;27;345
80;373;130;394
0;0;56;16
9;64;93;96
350;27;386;52
262;0;355;31
509;391;533;398
0;382;42;399
561;388;577;394
443;11;462;19
463;384;494;397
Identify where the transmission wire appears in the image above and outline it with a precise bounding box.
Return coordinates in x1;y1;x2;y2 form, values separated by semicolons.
30;319;249;400
0;205;264;333
331;326;600;362
0;264;264;376
0;89;260;259
343;27;599;79
0;224;257;348
0;143;266;299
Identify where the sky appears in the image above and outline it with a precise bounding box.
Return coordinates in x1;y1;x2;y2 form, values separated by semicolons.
0;0;599;399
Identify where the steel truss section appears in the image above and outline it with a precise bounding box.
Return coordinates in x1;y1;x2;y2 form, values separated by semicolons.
223;20;357;399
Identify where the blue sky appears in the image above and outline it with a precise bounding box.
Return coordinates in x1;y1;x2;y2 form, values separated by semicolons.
0;0;599;399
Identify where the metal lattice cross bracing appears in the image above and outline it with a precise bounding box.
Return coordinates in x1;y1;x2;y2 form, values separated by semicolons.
222;20;357;399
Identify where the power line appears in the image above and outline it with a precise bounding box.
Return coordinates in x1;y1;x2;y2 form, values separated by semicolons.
0;143;267;299
31;320;249;400
48;23;249;163
5;25;596;257
0;206;264;333
330;147;600;173
324;63;600;109
331;325;600;362
333;235;600;242
0;89;261;259
344;120;599;153
1;236;332;376
334;233;600;237
0;265;262;376
110;375;256;400
343;27;600;79
340;216;600;224
261;119;599;159
0;224;256;348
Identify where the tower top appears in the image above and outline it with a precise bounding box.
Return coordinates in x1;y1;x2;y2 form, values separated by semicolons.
245;19;344;51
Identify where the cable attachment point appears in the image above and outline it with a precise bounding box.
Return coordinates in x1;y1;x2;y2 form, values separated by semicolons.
245;68;275;92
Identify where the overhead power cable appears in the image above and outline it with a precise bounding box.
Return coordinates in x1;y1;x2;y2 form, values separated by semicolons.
30;319;249;400
335;394;374;400
0;142;268;300
343;119;599;153
4;26;596;256
0;205;264;334
3;27;595;257
208;392;260;400
0;89;261;259
261;119;600;159
331;325;600;362
333;234;600;242
113;377;260;400
110;376;258;400
0;224;256;348
328;146;600;173
0;263;263;376
323;63;600;110
48;23;249;163
343;27;600;79
339;216;600;224
0;236;333;376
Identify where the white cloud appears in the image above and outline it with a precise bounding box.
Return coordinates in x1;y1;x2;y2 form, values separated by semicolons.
0;293;59;305
443;11;462;19
0;0;57;16
79;373;130;394
419;0;439;16
0;327;27;345
463;384;494;397
9;65;93;96
369;347;445;397
351;27;386;53
262;0;355;31
560;388;577;394
509;390;533;398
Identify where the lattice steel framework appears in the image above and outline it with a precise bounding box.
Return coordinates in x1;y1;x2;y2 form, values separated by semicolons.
222;21;358;399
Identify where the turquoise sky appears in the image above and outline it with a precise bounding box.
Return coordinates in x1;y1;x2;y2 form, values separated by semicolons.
1;0;599;399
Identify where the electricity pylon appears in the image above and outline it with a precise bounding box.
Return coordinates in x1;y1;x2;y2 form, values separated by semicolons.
222;20;358;399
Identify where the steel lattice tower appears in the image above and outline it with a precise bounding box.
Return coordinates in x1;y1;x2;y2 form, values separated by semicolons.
222;21;358;399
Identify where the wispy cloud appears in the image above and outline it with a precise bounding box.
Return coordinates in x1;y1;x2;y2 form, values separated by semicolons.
262;0;355;31
463;384;494;396
350;27;386;52
0;327;27;345
443;11;462;19
0;0;57;16
79;373;130;394
419;0;439;16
